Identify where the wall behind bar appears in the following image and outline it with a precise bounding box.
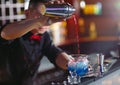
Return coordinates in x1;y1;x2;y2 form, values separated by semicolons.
80;0;120;37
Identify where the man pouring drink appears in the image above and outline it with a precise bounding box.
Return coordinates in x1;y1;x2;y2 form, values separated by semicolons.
0;0;76;85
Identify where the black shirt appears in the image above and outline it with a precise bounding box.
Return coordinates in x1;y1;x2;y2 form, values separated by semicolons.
0;26;63;83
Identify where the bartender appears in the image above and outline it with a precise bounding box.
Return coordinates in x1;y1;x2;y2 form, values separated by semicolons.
0;0;74;85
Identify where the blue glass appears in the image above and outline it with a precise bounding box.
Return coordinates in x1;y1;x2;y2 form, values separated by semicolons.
76;61;88;76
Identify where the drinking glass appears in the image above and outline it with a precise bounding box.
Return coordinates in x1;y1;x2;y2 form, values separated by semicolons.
68;54;89;84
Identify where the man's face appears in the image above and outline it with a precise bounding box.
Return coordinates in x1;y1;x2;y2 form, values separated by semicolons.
25;3;49;34
24;3;40;19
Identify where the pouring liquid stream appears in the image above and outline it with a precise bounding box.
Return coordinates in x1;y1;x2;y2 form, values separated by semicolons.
73;15;80;54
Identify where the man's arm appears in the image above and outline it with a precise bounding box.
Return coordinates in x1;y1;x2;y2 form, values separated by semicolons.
0;2;50;40
0;0;65;40
0;17;48;40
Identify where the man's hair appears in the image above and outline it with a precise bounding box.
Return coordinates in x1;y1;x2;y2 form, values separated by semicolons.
29;0;50;7
30;0;50;3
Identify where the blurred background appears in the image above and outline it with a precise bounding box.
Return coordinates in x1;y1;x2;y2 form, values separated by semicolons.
1;0;120;84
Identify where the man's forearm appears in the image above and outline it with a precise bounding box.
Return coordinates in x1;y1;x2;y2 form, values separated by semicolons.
1;18;43;40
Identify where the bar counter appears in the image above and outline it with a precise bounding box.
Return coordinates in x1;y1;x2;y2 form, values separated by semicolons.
36;58;120;85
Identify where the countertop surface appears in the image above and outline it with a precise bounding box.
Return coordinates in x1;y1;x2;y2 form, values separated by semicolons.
37;58;120;85
80;58;120;85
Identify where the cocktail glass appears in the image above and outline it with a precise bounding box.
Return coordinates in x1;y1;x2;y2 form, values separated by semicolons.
68;54;89;84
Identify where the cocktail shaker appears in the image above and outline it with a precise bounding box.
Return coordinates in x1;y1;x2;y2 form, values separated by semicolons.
24;0;75;18
39;3;76;18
